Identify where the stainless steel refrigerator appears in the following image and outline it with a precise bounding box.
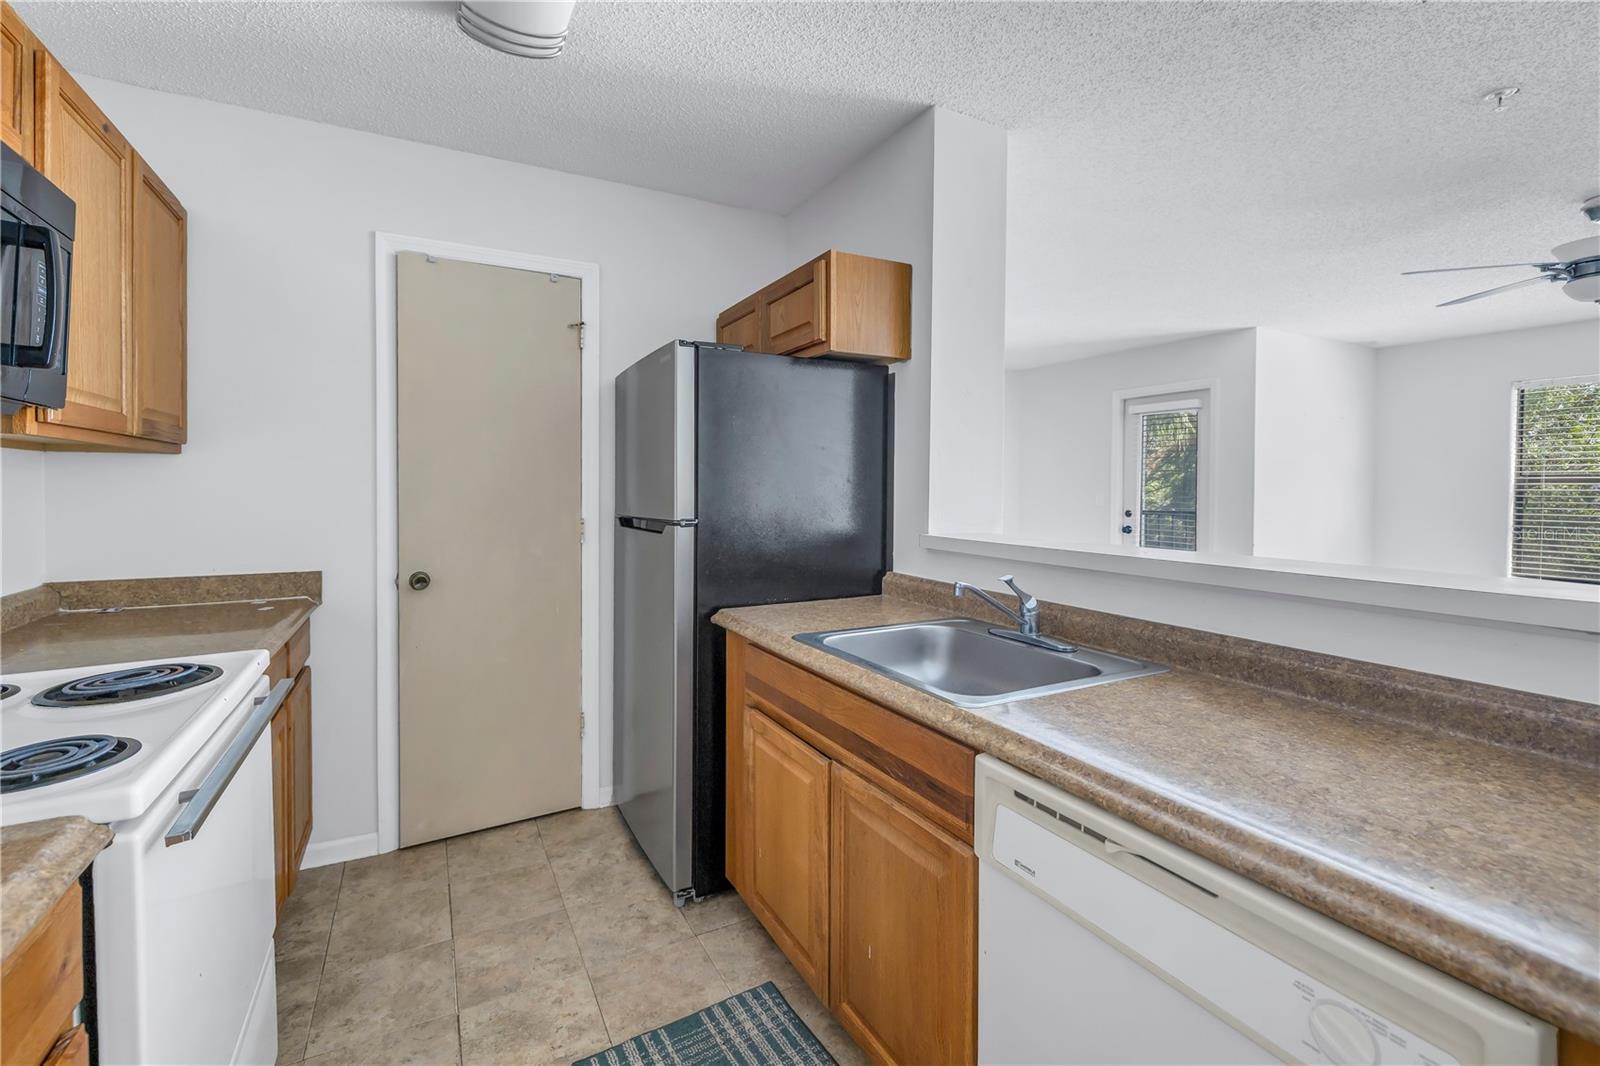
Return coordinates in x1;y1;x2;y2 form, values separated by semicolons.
614;340;892;901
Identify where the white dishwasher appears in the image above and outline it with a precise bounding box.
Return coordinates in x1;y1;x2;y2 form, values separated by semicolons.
975;755;1555;1066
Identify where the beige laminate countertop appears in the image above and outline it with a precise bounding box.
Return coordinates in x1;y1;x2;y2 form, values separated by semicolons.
1;597;316;673
0;817;110;961
714;594;1600;1041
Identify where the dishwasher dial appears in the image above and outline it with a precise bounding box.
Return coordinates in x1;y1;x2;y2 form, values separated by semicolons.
1308;1000;1380;1065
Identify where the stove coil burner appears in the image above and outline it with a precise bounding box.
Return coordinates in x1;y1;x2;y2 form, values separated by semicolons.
0;683;18;700
32;663;222;707
0;735;142;792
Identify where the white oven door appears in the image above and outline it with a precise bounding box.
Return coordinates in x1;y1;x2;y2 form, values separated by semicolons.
93;677;280;1066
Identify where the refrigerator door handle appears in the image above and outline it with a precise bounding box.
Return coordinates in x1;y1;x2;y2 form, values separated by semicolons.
618;516;697;532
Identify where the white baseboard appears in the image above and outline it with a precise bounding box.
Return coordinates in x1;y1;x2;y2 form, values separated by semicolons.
584;786;613;809
300;831;379;869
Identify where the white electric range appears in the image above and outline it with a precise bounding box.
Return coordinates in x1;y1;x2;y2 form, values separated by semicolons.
0;650;285;1066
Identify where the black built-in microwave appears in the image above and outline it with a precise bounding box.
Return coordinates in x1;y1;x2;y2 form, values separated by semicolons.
2;142;75;412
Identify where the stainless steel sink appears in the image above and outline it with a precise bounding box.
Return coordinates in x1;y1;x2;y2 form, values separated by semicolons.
794;618;1166;709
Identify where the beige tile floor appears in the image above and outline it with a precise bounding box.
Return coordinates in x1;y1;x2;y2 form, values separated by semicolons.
275;807;869;1066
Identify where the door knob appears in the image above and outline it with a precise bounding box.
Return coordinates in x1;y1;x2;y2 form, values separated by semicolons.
408;571;431;591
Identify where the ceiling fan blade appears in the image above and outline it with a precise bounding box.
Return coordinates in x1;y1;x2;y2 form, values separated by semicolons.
1402;263;1557;275
1438;274;1560;307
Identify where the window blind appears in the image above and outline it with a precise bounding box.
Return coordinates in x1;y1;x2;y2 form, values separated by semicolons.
1140;410;1199;551
1511;378;1600;585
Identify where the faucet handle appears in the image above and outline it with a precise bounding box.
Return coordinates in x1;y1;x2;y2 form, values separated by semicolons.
1000;575;1037;611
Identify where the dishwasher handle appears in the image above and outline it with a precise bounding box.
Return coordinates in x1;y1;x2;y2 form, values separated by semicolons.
1102;840;1218;899
164;678;293;847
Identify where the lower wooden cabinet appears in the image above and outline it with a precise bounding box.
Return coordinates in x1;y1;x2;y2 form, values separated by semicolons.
269;621;314;919
270;693;292;911
830;762;976;1066
726;633;976;1066
743;708;831;1000
0;883;83;1066
288;665;314;869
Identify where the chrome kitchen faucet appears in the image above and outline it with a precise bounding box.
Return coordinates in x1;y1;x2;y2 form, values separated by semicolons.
953;575;1077;653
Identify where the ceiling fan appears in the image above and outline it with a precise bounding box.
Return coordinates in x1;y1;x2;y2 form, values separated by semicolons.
1403;198;1600;307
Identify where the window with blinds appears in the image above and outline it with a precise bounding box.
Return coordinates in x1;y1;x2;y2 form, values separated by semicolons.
1138;409;1200;551
1511;377;1600;585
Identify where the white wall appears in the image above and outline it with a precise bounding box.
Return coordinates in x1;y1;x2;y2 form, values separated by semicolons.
31;79;789;854
0;449;47;593
1253;330;1377;565
1002;329;1258;552
784;112;936;577
1373;319;1600;577
927;110;1008;535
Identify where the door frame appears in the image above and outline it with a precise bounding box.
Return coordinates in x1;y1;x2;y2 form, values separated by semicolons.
373;231;603;856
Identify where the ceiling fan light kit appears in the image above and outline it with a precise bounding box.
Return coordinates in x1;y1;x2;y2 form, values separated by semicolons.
1403;205;1600;307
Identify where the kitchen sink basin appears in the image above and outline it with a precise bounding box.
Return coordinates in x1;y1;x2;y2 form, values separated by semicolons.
794;618;1166;709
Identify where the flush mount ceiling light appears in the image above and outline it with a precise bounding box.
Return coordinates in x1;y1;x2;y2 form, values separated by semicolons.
458;0;576;58
1480;86;1520;112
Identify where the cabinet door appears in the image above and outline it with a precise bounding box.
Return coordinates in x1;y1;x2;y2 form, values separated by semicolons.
289;666;313;870
270;706;290;917
744;708;831;1000
717;306;760;350
131;153;186;443
37;56;134;435
1;3;34;160
830;763;976;1066
761;255;827;355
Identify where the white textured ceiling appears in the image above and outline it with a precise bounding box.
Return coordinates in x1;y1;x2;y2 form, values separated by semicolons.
19;1;1599;359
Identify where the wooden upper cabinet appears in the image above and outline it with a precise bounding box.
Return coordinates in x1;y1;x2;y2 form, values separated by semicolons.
1;3;187;454
132;153;187;443
830;762;976;1066
743;708;831;1001
762;256;828;355
716;250;911;363
1;2;35;159
36;55;135;437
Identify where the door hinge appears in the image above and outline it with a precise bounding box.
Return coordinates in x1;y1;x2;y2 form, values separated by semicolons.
579;516;586;543
568;321;585;350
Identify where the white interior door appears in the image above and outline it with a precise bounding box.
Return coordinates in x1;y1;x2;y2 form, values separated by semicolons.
396;252;583;846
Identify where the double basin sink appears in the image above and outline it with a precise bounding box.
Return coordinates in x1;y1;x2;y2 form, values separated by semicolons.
795;617;1165;709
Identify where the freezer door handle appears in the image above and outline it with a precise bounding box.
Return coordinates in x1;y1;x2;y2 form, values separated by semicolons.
618;516;697;532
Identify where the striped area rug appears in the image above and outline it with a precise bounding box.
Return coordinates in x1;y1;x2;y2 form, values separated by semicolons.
574;981;837;1066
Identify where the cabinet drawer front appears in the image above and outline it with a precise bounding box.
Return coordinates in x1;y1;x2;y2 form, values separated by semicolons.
830;763;976;1066
287;619;312;676
744;643;975;840
762;258;827;355
744;709;830;1000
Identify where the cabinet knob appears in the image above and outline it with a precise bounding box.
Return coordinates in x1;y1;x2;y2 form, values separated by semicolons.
408;571;431;591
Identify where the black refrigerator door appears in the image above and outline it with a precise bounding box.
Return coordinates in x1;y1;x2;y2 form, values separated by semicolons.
689;346;892;896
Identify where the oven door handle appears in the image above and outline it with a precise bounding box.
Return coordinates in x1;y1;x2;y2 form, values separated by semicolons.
164;678;293;847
